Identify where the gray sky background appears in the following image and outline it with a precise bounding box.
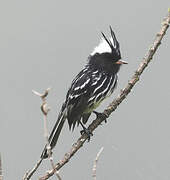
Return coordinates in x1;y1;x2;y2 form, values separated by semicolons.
0;0;170;179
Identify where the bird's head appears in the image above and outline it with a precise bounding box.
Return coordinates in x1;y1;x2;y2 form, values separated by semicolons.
89;26;127;73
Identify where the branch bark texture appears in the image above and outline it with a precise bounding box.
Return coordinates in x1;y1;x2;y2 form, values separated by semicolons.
39;11;170;180
23;10;170;180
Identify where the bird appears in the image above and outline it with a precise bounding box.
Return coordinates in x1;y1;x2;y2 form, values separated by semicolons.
41;26;127;159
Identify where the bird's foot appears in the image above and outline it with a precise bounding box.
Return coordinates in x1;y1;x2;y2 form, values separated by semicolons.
80;128;93;142
93;111;108;123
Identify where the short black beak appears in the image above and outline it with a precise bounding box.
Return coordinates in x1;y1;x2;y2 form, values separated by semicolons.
115;60;128;65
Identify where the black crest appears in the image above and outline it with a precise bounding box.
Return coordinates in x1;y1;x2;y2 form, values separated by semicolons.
101;26;121;59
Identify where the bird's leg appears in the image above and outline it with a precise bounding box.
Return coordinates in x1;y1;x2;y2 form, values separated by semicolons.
79;121;93;141
93;110;108;123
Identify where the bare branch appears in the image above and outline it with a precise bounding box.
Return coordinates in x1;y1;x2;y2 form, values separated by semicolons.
23;88;61;180
38;11;170;180
32;88;51;115
32;88;51;99
23;10;170;180
0;153;3;180
92;147;104;180
23;158;43;180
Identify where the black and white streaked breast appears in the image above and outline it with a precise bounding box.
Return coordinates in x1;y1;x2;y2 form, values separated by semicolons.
65;65;118;116
86;69;118;111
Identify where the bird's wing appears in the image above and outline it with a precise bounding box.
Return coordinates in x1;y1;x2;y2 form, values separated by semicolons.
66;68;92;130
65;68;117;130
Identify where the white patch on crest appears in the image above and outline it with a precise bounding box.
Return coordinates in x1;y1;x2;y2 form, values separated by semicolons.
91;37;113;55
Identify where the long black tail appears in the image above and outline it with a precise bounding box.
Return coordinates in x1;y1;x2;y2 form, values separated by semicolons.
41;104;66;159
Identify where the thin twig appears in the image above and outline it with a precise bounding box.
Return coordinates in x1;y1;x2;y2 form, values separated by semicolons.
23;158;43;180
0;153;3;180
38;11;170;180
92;147;104;180
23;10;170;180
23;88;61;180
34;88;62;180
